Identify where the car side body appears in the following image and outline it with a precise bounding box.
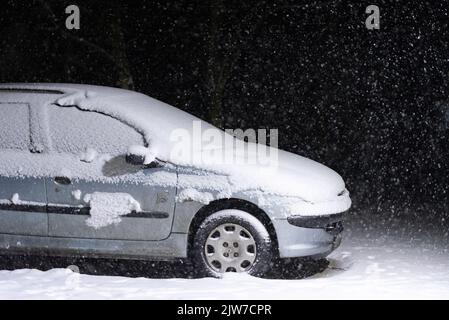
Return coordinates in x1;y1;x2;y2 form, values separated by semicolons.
0;83;351;271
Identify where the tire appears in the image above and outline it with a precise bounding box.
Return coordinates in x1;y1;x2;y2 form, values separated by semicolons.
191;209;273;278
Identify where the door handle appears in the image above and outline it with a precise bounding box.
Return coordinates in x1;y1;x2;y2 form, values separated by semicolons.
54;176;72;185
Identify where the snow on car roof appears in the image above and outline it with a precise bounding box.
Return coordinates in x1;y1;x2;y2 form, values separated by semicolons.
0;83;223;159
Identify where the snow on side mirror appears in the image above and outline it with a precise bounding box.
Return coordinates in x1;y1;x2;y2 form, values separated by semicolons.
126;145;156;166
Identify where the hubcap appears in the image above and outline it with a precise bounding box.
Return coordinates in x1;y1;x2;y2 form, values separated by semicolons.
204;223;256;273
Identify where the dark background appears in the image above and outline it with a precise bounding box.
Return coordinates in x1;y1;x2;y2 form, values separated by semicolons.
1;0;448;223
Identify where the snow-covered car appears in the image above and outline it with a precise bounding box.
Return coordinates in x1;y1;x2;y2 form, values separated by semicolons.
0;83;351;277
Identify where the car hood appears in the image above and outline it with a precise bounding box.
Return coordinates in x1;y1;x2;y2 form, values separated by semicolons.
180;144;347;204
257;148;346;202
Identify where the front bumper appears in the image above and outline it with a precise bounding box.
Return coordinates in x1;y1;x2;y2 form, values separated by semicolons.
287;213;344;235
273;213;345;258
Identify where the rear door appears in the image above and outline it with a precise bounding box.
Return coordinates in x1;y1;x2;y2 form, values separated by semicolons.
0;102;48;236
45;104;177;241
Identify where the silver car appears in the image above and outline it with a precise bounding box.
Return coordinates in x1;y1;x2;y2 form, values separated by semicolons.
0;83;351;277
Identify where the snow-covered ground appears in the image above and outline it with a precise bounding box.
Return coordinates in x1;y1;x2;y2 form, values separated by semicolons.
0;213;448;300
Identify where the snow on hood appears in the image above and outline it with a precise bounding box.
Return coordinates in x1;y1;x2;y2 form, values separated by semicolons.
0;83;347;202
248;148;346;202
177;145;346;202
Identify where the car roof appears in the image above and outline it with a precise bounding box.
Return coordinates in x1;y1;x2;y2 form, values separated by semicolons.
0;83;224;160
0;82;150;97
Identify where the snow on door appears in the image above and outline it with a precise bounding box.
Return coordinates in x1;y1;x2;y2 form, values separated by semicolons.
44;105;177;241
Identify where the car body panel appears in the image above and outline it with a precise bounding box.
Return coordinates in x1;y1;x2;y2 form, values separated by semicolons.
46;166;177;241
0;232;188;260
0;176;48;237
0;100;49;237
272;219;340;258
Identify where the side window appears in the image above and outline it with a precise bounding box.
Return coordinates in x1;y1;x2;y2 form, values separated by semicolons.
47;105;145;155
0;103;30;150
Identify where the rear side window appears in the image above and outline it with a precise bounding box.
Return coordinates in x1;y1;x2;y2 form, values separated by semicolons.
0;103;30;150
47;105;145;155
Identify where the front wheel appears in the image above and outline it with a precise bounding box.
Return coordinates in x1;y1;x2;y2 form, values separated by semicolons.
191;209;274;278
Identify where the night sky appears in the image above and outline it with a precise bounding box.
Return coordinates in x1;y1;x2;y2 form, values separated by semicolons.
1;0;448;220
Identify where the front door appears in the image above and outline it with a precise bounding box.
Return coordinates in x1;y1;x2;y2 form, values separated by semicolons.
44;104;177;241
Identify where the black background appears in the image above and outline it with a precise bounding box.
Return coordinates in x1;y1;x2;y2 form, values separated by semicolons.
1;0;448;224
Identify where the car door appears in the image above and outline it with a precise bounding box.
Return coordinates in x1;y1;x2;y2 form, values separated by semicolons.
45;104;177;241
0;102;48;237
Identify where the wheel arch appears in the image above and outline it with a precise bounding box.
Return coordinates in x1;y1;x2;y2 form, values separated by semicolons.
187;198;279;257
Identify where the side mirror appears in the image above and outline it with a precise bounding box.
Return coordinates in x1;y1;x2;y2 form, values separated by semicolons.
125;153;145;166
145;158;165;168
126;145;156;166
